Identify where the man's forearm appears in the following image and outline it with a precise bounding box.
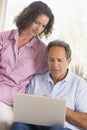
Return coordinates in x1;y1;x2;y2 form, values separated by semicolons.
66;108;87;129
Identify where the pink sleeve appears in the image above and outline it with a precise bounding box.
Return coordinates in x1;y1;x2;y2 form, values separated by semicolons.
37;44;48;74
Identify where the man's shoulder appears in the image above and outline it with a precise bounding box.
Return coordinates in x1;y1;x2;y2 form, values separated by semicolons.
70;71;87;87
33;71;49;80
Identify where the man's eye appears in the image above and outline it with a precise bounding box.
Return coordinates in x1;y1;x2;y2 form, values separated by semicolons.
48;59;54;62
57;59;63;62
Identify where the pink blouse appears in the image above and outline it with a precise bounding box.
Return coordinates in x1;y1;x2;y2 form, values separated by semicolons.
0;29;48;105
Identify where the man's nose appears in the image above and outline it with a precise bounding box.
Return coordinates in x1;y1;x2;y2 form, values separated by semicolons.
53;61;59;67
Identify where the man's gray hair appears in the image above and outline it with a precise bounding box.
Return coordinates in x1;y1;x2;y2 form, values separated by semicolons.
46;39;71;59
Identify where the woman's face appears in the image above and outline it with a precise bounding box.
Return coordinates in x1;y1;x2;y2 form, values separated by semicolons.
26;14;49;37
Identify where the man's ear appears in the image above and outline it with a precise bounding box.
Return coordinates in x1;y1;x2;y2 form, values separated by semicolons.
68;58;71;65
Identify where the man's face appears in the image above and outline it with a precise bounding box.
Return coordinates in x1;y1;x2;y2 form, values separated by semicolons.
47;46;71;83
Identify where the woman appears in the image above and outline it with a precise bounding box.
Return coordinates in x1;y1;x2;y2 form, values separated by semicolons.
0;1;54;130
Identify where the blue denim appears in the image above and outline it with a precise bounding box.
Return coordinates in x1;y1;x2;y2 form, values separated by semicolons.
10;122;71;130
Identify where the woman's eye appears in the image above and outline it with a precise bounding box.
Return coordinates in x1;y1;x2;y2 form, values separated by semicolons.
34;20;39;24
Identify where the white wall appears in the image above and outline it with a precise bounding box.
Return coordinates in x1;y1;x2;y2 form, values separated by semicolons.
1;0;87;77
0;0;7;31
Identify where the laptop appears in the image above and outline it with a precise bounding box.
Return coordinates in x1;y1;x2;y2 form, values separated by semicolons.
13;94;66;127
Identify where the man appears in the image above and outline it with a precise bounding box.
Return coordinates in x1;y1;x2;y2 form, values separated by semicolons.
11;40;87;130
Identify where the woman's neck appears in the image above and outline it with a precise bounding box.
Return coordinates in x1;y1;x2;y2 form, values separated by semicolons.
18;31;34;48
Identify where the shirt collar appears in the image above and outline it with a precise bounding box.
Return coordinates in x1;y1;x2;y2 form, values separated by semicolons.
9;29;18;38
8;28;19;44
43;71;54;84
44;69;72;83
25;36;40;50
63;69;73;82
8;29;40;50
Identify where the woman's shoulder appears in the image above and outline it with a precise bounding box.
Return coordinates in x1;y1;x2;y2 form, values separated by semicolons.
32;36;47;52
36;36;46;47
0;29;17;39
